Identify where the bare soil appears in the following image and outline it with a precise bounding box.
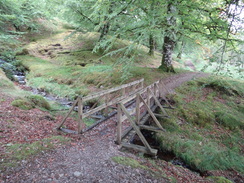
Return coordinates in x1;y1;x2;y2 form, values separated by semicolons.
0;72;219;183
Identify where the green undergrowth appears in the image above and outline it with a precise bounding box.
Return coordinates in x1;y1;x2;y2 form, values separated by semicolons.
156;76;244;174
1;136;70;170
0;68;15;89
17;55;169;99
11;95;51;110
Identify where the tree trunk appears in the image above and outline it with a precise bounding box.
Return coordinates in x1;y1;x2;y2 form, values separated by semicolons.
159;35;176;72
159;3;176;72
148;34;155;56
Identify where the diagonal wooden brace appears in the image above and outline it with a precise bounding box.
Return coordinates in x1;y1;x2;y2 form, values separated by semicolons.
148;88;168;116
138;94;165;131
56;98;78;130
119;103;154;153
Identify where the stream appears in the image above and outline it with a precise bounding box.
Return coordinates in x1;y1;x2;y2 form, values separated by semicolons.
132;128;206;176
0;58;106;120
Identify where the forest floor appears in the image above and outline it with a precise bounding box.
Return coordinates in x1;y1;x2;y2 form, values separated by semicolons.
0;72;223;183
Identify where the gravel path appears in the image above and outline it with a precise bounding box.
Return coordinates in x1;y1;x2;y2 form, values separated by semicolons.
1;72;211;183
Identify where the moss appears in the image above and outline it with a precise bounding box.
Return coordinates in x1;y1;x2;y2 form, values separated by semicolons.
11;99;33;110
112;156;147;169
207;176;233;183
11;95;50;110
215;111;244;130
27;95;51;110
15;48;29;55
197;76;244;97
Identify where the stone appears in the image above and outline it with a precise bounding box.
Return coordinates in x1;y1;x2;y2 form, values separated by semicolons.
74;171;82;177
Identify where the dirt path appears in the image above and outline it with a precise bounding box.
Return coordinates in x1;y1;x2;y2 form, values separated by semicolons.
1;72;211;183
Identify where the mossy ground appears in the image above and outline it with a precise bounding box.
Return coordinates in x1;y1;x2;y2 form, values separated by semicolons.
17;30;172;99
11;95;51;110
156;76;244;174
1;136;70;171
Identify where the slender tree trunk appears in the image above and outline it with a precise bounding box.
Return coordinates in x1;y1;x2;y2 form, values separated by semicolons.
177;41;185;59
148;34;155;56
99;22;110;41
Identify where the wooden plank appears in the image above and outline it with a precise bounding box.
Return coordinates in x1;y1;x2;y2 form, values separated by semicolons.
120;103;154;153
154;113;170;118
90;115;104;119
56;98;78;129
163;106;175;109
83;79;144;102
58;128;77;134
121;143;157;156
139;125;166;132
121;126;133;140
139;94;164;130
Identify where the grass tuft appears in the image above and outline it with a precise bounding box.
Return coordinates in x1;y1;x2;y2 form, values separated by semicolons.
11;95;50;110
112;156;147;169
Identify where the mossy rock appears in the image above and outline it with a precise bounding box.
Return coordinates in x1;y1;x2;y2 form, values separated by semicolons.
16;48;29;56
27;95;51;110
11;99;33;110
12;95;50;110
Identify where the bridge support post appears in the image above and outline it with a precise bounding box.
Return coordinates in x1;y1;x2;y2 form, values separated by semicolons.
78;97;83;134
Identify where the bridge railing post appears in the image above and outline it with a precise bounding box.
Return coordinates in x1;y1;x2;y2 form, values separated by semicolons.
136;94;140;125
116;103;122;145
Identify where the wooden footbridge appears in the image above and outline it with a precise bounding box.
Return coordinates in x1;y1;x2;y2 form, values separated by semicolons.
57;78;174;156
